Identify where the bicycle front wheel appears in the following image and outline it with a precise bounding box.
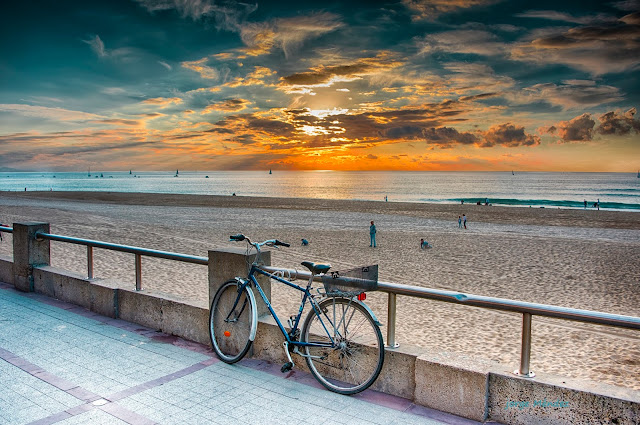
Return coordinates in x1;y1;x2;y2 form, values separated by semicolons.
209;280;255;363
301;297;384;395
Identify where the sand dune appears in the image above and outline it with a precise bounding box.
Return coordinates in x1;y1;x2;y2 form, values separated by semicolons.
1;191;639;390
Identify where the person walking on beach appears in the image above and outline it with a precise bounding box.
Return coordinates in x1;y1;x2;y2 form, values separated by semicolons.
458;216;462;228
369;221;377;247
463;214;467;229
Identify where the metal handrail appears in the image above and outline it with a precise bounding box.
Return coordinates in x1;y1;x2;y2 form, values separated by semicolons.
8;227;639;379
33;231;207;290
259;264;640;377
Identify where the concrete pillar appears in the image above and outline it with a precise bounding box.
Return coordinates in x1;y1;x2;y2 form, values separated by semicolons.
208;247;271;317
13;222;50;292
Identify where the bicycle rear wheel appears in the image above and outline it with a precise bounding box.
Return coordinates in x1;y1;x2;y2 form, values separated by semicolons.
209;280;255;363
301;297;384;395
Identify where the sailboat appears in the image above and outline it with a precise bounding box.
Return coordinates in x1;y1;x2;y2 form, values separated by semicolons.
637;170;639;178
129;169;132;175
512;170;514;175
175;169;179;177
269;169;272;174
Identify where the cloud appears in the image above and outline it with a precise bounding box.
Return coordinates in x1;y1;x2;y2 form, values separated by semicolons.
515;10;617;25
542;113;596;142
202;98;251;113
0;104;104;121
597;108;640;135
224;66;277;87
134;0;258;28
481;123;541;147
239;12;342;57
418;30;507;56
513;81;622;109
181;57;219;79
422;127;479;145
82;34;107;57
511;18;640;75
158;60;172;70
402;0;502;20
620;12;640;25
141;97;183;107
279;54;403;92
93;119;142;126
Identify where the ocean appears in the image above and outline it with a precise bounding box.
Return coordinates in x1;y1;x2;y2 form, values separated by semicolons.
1;171;639;211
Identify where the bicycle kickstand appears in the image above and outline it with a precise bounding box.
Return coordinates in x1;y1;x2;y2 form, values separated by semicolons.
280;341;295;373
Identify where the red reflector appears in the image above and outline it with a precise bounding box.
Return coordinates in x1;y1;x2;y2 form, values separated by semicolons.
357;293;366;301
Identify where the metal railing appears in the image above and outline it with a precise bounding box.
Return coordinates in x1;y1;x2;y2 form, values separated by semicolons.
33;230;207;290
259;265;640;378
3;225;639;378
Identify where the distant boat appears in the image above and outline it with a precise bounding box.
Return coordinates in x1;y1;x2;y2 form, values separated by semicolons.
637;170;639;178
129;169;132;175
512;170;514;175
175;169;179;177
269;169;272;174
100;173;103;178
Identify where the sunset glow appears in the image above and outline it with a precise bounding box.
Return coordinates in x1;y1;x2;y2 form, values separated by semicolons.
1;0;639;172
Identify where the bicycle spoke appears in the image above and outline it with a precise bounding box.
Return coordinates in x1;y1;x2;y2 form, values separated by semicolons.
302;297;384;395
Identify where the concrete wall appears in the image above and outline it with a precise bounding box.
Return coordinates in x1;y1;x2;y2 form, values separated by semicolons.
1;224;638;424
0;256;13;284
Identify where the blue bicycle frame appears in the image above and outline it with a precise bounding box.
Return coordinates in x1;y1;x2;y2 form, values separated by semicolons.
239;263;336;349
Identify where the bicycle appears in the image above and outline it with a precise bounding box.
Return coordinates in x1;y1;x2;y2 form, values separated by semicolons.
208;234;385;395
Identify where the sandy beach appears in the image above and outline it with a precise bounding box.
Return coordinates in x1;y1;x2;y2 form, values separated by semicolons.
1;191;639;391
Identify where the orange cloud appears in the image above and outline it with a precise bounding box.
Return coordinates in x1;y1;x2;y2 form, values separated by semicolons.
141;97;183;108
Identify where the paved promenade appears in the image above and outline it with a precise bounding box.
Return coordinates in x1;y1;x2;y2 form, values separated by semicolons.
0;282;489;425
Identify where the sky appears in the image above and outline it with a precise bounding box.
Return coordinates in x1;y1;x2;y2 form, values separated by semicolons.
1;0;639;172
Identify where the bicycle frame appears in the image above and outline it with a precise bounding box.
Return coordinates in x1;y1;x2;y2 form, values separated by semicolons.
238;263;336;349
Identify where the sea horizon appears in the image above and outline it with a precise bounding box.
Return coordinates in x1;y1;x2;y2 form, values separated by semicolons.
2;170;639;211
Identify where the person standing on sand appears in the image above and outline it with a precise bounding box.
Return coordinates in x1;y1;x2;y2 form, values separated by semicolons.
369;221;377;247
463;214;467;229
458;216;462;228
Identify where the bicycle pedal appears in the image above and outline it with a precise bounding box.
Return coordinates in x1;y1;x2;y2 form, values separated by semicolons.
280;362;293;373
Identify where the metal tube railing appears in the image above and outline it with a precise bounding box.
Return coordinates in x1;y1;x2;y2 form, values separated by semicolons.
7;228;639;378
260;264;640;377
517;313;534;377
33;231;207;290
87;246;94;279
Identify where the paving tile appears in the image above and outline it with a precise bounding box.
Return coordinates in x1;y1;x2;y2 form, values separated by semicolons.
0;284;479;425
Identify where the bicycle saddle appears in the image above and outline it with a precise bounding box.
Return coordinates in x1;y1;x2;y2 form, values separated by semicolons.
301;261;331;274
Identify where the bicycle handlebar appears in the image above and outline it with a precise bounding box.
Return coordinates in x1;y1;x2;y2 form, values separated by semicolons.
229;234;290;249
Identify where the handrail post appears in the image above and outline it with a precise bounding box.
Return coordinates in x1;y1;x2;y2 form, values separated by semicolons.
87;246;94;279
135;253;142;291
514;312;535;378
386;292;400;348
